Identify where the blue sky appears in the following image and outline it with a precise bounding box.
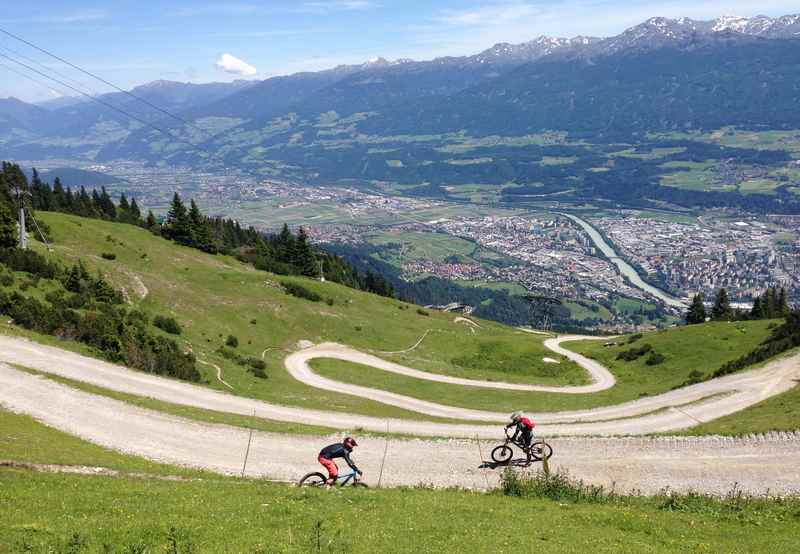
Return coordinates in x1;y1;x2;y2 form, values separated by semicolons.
1;0;798;102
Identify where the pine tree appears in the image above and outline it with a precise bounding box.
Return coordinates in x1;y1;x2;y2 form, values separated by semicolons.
118;193;131;221
711;288;732;321
750;296;763;320
765;288;777;319
98;187;117;220
294;227;317;276
778;288;790;318
163;193;192;245
52;177;65;211
0;198;16;248
129;197;142;224
188;199;216;253
686;293;706;325
146;210;158;230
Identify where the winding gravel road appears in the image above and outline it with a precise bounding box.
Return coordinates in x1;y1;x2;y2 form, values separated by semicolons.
2;364;800;494
1;335;799;437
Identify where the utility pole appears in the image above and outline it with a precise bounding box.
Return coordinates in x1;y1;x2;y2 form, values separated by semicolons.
16;184;27;250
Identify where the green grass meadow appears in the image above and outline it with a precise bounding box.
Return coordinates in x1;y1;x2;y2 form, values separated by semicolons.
2;409;799;554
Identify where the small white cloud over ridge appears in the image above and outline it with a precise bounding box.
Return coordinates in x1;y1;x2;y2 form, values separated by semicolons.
215;53;257;76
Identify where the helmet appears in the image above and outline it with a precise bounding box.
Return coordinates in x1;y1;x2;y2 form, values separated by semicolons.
510;411;524;422
343;436;358;450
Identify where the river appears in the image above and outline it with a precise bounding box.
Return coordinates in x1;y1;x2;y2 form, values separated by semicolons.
562;213;688;309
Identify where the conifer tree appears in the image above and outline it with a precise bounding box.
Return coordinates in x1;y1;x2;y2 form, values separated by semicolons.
711;288;733;321
118;193;130;220
0;198;16;248
750;296;763;320
188;199;216;253
686;293;706;325
129;197;142;223
294;227;317;276
778;288;790;317
98;187;117;220
163;193;192;245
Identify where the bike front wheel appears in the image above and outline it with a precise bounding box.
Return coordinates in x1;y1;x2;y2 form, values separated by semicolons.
530;441;553;461
491;445;513;464
298;472;328;487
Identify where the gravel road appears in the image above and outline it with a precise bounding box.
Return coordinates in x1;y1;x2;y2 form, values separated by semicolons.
1;335;798;437
2;364;799;494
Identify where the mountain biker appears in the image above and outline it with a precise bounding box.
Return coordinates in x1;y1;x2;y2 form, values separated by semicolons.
318;437;361;485
506;411;535;451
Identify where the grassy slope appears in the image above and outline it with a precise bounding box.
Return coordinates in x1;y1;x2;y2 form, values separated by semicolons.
310;321;777;413
9;213;576;417
678;350;800;436
2;409;798;554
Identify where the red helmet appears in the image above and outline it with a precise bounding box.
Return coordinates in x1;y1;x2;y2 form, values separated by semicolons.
343;437;358;450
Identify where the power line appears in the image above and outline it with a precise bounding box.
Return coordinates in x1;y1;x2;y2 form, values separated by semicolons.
0;40;96;95
0;58;69;97
0;26;210;136
0;51;216;163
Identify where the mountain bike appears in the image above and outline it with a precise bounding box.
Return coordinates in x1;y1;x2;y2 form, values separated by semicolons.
298;468;368;488
491;427;553;465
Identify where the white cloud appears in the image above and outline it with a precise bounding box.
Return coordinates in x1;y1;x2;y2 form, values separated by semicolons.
215;53;257;76
297;1;374;14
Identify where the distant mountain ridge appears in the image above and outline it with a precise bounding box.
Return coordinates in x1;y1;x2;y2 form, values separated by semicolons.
3;13;800;215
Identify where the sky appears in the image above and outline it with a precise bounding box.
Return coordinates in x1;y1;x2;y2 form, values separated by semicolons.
1;0;798;102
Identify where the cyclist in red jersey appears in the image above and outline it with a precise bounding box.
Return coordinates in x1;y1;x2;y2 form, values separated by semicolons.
506;411;535;451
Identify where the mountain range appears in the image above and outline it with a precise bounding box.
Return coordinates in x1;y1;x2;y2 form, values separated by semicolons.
2;14;800;213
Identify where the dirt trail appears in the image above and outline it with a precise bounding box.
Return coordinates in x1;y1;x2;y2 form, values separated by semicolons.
0;335;798;437
2;366;799;494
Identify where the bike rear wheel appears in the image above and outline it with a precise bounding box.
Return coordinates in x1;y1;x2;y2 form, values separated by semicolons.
491;445;513;464
530;441;553;461
298;472;328;487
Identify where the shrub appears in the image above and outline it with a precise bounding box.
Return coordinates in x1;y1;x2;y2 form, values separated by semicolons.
325;297;335;306
153;315;182;335
501;468;616;504
645;352;666;366
250;318;257;325
616;343;653;361
226;335;239;348
627;333;644;344
0;272;13;287
283;282;321;302
101;252;117;260
416;308;430;316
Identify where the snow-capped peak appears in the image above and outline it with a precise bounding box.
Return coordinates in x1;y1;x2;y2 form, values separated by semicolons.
712;15;750;33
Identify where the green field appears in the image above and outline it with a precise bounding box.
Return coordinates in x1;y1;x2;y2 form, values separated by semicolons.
564;300;612;322
3;409;799;554
311;321;777;413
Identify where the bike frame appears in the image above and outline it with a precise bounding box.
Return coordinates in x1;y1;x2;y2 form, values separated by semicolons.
334;469;359;486
504;427;534;452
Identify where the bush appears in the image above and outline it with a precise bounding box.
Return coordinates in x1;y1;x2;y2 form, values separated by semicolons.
645;352;666;366
0;272;13;287
616;343;653;361
283;282;321;302
101;252;117;260
226;335;239;348
153;315;182;335
627;333;644;344
501;468;616;504
416;308;430;316
325;297;334;306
